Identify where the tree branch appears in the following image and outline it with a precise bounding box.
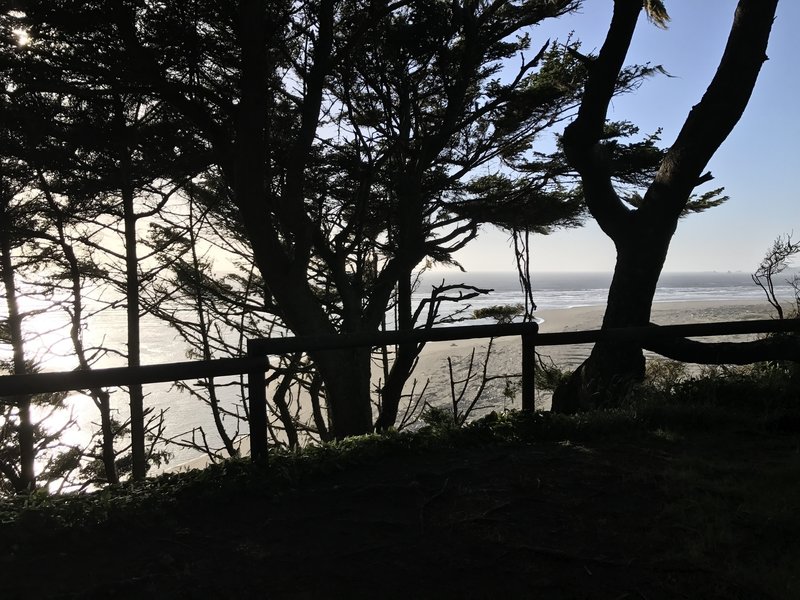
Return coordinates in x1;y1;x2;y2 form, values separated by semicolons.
643;0;778;220
561;0;643;240
645;332;800;365
282;0;335;263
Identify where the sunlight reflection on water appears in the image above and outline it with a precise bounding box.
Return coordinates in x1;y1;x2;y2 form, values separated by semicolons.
4;271;796;475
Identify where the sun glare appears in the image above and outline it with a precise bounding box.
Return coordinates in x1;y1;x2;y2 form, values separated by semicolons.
13;28;29;46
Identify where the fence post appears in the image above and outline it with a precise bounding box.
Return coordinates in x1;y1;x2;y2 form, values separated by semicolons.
521;330;536;411
246;341;268;463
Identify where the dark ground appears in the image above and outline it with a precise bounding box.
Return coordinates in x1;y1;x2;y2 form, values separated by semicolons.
1;426;798;599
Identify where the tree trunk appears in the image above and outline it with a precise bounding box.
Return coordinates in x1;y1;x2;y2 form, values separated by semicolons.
123;206;145;479
552;229;670;412
312;345;374;439
375;346;417;431
375;274;418;431
230;0;370;440
96;390;118;483
119;135;146;481
0;219;35;492
308;371;331;442
272;368;300;449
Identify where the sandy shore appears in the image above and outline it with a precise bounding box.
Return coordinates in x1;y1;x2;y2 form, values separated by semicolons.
408;300;779;414
171;299;778;471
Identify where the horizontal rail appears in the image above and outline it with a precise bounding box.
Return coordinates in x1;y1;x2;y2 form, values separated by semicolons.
534;318;800;346
0;356;269;398
0;322;540;399
246;321;540;354
1;318;797;399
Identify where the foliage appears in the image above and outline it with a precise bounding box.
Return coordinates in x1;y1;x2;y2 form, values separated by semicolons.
472;303;524;324
0;0;618;440
533;354;571;391
1;409;634;530
752;233;800;320
624;186;729;217
644;0;670;29
2;356;800;598
3;357;799;522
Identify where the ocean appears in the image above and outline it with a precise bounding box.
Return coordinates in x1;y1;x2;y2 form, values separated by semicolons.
416;270;794;322
19;271;794;370
7;270;797;473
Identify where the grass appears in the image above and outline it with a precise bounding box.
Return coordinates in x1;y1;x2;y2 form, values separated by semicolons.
656;435;800;598
1;361;799;598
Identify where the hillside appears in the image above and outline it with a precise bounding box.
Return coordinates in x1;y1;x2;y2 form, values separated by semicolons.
1;400;799;599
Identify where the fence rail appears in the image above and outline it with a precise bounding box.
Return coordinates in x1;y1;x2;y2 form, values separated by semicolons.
1;318;799;465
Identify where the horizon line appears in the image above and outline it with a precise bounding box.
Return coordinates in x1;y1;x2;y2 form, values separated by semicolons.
424;269;756;274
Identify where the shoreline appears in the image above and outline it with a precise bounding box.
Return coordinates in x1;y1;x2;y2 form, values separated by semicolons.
419;298;778;357
410;299;780;414
172;299;780;472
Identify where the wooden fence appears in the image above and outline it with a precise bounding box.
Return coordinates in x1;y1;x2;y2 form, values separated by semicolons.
1;318;799;466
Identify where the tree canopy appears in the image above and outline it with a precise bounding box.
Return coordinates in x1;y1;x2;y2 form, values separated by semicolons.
1;0;782;492
0;0;616;466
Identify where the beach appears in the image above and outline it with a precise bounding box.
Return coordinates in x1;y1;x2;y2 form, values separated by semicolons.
407;299;779;415
169;299;780;470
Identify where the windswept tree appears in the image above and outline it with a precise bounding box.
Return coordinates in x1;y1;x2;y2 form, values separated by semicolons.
0;161;93;493
84;0;599;438
0;5;209;477
0;169;39;492
751;234;800;321
8;0;745;446
550;0;783;411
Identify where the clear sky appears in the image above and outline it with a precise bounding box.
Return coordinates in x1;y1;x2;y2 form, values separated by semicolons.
449;0;800;273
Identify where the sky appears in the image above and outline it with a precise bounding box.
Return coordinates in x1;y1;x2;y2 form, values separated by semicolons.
448;0;800;273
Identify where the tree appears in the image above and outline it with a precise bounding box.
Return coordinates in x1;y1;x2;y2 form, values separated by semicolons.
0;174;39;491
4;1;702;447
0;6;207;478
752;234;800;320
0;161;99;494
143;179;286;456
0;103;176;490
29;177;120;484
550;0;781;412
473;304;524;324
98;0;596;438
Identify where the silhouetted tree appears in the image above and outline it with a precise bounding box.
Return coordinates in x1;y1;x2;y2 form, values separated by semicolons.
752;234;800;320
551;0;782;412
0;6;209;476
102;0;595;437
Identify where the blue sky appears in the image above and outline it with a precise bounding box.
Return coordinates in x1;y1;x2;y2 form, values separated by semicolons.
450;1;800;273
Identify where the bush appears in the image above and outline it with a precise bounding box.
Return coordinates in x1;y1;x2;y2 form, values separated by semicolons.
472;303;524;324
